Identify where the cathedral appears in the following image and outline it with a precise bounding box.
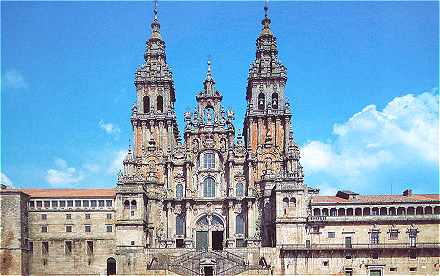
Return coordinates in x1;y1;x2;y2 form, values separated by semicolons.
1;2;439;276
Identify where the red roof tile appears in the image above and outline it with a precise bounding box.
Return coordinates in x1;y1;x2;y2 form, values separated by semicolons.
312;194;440;205
2;188;116;198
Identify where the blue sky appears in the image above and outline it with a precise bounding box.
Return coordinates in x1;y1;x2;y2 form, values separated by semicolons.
1;1;438;195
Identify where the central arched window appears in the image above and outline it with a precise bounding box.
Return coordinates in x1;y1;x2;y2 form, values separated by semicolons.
176;184;183;200
203;177;215;198
157;95;163;112
236;214;245;234
176;213;185;236
236;182;244;197
203;152;215;169
258;93;265;110
143;96;150;113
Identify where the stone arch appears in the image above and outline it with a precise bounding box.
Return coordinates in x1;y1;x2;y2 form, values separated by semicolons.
258;93;265;110
355;208;362;216
407;206;415;215
397;207;406;215
346;208;353;216
389;207;396;216
363;207;371;216
416;206;424;215
313;208;321;216
156;95;163;112
322;208;329;216
380;207;387;216
106;257;116;275
425;206;433;214
143;96;150;113
338;208;346;216
271;92;279;109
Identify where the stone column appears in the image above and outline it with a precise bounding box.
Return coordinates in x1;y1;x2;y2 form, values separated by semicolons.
248;201;255;238
227;201;234;247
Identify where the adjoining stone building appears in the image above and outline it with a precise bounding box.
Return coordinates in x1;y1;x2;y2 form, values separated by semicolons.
1;3;439;276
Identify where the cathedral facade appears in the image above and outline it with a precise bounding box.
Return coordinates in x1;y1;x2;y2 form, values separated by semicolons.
1;4;439;276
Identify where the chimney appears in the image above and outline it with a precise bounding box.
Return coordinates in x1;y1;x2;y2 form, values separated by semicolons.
403;189;412;196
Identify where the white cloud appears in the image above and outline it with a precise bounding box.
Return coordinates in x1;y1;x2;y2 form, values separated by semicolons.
0;172;14;188
3;69;28;89
301;90;439;191
99;120;120;138
45;158;84;185
107;150;126;174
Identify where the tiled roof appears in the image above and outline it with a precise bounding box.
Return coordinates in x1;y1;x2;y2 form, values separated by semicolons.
2;188;116;198
312;194;440;205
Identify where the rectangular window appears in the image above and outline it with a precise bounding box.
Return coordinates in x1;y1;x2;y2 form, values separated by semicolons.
66;213;71;220
83;200;89;207
85;225;91;233
44;201;50;208
409;250;417;259
29;241;33;254
389;229;399;240
370;230;379;244
390;267;397;272
91;200;97;207
369;269;382;276
60;201;66;208
86;241;93;255
41;214;47;220
323;260;329;267
106;213;112;220
29;201;35;208
204;152;215;169
106;200;112;207
75;200;81;207
41;225;48;233
85;213;91;219
65;241;72;255
328;232;335;238
409;229;417;247
67;200;73;207
409;267;417;272
98;200;105;207
36;201;42;208
176;239;184;248
236;239;247;248
345;237;352;248
42;241;49;255
66;225;72;233
106;225;113;233
51;201;58;208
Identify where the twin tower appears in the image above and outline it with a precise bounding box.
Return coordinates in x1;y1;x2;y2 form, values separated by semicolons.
117;3;308;251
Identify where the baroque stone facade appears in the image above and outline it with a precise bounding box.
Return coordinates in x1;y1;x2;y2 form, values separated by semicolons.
1;3;439;276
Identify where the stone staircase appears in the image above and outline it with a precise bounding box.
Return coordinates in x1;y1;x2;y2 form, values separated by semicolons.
168;250;248;276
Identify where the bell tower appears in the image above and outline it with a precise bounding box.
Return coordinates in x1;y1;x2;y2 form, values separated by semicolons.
132;1;179;157
243;4;291;157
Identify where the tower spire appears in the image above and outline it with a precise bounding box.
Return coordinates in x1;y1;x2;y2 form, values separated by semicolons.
150;0;161;40
264;0;269;18
153;0;158;20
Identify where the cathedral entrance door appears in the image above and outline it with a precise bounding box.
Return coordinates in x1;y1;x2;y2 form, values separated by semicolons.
196;231;209;251
212;231;223;251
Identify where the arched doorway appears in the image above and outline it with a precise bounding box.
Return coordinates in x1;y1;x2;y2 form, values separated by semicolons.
195;214;224;251
107;257;116;275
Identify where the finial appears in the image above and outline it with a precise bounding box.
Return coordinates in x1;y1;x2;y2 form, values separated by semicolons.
153;0;158;20
264;0;269;18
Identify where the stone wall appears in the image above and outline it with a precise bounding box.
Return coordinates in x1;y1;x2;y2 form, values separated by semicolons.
0;191;29;275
